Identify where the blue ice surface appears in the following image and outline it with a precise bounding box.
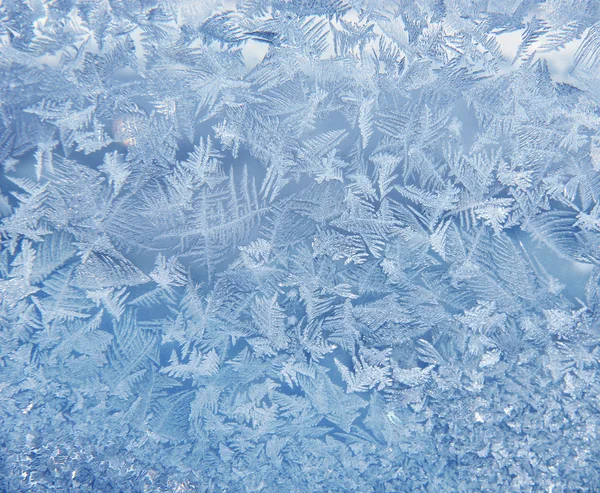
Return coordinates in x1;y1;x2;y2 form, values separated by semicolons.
1;1;600;492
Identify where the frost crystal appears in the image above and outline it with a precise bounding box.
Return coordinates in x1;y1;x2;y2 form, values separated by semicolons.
1;1;600;491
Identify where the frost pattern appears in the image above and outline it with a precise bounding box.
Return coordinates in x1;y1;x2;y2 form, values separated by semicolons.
1;1;600;492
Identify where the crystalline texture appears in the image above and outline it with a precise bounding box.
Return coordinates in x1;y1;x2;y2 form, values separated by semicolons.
1;1;600;492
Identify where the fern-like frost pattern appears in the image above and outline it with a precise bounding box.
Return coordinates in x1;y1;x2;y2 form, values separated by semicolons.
1;0;600;491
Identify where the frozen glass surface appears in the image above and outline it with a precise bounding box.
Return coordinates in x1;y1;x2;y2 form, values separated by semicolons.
1;1;600;491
